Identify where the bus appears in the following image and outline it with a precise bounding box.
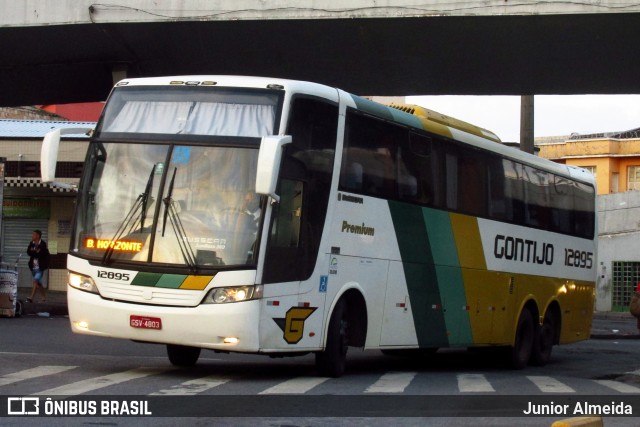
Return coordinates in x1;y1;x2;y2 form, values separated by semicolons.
41;76;596;377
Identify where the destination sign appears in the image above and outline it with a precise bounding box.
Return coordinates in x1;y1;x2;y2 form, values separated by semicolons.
85;238;144;252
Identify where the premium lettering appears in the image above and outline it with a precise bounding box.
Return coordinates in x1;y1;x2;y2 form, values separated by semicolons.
341;220;375;236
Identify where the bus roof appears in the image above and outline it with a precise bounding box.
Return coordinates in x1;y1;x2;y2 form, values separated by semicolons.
346;93;594;187
110;75;594;187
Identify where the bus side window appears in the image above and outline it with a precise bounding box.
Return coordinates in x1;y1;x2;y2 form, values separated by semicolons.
523;165;550;229
487;155;508;220
343;161;364;191
270;179;304;247
573;181;595;239
404;132;433;205
551;174;573;234
458;148;487;217
503;159;525;224
445;151;458;210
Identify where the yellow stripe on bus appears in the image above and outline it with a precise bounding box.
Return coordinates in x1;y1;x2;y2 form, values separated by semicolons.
179;275;214;290
450;213;486;271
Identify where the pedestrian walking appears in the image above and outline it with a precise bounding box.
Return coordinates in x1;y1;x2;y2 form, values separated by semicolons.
26;229;49;303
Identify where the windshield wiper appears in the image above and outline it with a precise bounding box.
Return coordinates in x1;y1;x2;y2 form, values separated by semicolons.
140;164;156;230
102;164;156;265
161;166;175;238
162;167;197;271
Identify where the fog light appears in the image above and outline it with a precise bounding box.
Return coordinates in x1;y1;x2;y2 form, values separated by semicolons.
75;320;89;330
223;337;239;344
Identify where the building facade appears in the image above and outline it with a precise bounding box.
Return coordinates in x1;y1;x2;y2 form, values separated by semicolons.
537;128;640;195
0;119;92;291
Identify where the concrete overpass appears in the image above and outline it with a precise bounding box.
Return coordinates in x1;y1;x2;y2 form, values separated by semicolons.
1;1;640;106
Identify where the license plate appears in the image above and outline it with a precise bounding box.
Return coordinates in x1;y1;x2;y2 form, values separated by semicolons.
130;315;162;330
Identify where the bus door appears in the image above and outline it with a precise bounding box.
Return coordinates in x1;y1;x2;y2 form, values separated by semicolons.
260;96;338;349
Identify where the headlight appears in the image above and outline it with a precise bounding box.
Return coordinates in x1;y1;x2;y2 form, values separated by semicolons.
203;285;262;304
68;271;99;294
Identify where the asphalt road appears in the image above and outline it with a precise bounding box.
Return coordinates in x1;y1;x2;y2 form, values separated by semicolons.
2;315;640;426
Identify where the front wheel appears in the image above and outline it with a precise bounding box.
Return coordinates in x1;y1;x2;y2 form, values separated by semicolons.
316;299;349;377
167;344;201;367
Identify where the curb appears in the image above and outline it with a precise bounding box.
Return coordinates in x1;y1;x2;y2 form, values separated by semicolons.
19;300;68;317
590;332;640;339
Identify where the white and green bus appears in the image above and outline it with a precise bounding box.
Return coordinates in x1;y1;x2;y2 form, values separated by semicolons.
42;76;596;377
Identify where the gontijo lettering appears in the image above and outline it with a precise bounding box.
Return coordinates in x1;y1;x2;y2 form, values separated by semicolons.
494;234;554;265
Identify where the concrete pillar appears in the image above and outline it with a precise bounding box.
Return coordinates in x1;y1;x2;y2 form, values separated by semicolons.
520;95;534;154
111;64;128;86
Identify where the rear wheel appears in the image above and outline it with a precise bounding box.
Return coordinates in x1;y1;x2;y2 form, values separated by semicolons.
530;312;555;366
316;299;349;377
509;309;534;369
167;344;201;367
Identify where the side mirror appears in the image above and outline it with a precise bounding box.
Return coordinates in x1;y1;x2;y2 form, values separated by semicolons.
255;135;292;203
41;129;61;183
41;127;92;188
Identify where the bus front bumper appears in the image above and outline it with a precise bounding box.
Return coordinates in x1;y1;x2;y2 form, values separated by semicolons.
67;285;261;352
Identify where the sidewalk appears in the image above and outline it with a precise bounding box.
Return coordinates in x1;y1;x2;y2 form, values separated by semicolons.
10;287;640;339
16;287;68;317
591;310;640;339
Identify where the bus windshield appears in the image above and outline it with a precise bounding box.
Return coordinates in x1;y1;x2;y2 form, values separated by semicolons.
73;142;263;269
70;85;284;269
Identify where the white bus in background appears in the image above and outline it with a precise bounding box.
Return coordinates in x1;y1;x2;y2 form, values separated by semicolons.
42;76;596;377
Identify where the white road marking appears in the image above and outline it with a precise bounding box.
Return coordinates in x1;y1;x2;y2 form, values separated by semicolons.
527;376;575;393
595;380;640;393
0;366;77;387
259;377;330;394
151;375;233;395
33;367;169;396
457;374;495;392
365;372;417;393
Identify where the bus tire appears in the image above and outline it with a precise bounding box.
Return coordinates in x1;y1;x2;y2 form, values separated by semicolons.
316;299;349;377
509;309;534;369
530;312;555;366
167;344;201;367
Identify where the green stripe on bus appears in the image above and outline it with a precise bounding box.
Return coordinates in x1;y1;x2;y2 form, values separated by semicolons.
130;272;162;287
155;274;189;288
352;95;423;129
423;209;474;345
389;201;448;347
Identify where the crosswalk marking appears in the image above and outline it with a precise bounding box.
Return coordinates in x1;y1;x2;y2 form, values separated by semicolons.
5;364;640;396
365;372;417;393
527;376;575;393
33;367;170;396
0;366;77;387
457;374;495;392
260;377;330;394
151;375;233;395
595;380;640;393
